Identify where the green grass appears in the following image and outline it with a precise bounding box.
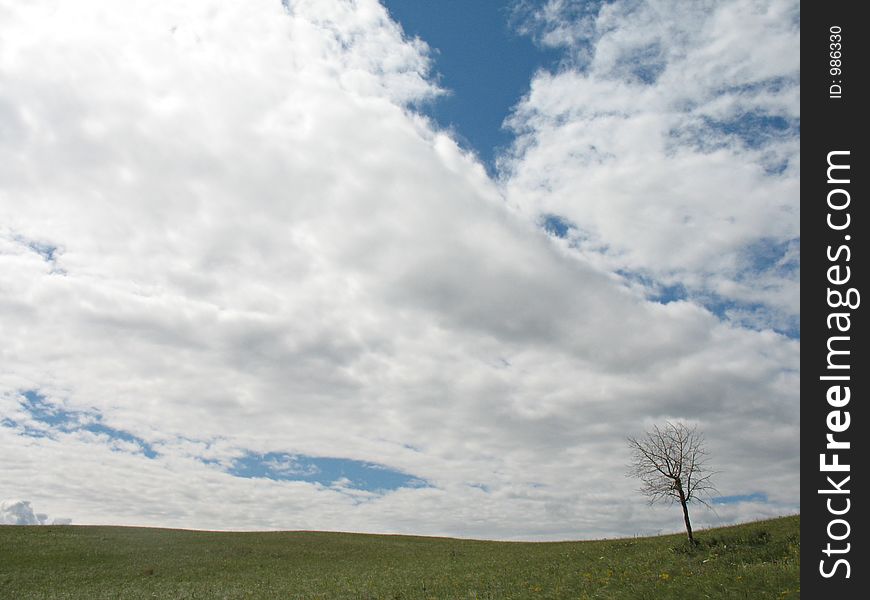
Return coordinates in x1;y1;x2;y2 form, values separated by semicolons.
0;515;799;599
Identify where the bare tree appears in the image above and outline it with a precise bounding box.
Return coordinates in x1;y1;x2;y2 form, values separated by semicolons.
627;421;716;544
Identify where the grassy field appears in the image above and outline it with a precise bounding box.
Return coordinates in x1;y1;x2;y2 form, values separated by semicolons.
0;515;799;599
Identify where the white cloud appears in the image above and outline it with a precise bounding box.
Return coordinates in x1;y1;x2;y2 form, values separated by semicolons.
0;499;69;525
0;500;42;525
502;0;800;331
0;0;798;540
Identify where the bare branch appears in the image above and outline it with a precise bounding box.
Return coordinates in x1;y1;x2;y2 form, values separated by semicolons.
626;421;717;543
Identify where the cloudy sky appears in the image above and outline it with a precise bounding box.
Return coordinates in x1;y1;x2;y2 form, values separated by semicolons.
0;0;799;540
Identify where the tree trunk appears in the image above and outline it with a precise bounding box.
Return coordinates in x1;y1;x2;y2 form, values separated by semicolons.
676;481;694;544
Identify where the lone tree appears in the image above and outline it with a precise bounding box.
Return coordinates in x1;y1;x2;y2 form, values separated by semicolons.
627;421;716;544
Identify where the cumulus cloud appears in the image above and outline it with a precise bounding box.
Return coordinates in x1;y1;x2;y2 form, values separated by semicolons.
0;0;798;539
0;499;70;525
502;0;800;334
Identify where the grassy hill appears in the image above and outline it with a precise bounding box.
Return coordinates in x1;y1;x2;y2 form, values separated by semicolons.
0;515;799;599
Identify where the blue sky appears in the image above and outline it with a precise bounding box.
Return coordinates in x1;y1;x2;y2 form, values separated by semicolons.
8;391;158;459
229;452;427;492
1;0;799;538
9;390;423;494
382;1;560;171
384;1;799;339
714;492;768;506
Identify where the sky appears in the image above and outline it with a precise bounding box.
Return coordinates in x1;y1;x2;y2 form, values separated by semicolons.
380;0;561;170
0;0;799;539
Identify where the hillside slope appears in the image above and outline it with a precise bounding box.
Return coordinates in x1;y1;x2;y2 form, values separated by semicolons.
0;515;799;599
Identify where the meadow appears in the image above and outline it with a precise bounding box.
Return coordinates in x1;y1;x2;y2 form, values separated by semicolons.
0;515;799;599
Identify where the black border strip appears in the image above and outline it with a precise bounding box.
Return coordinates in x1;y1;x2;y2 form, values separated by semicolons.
802;2;865;595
